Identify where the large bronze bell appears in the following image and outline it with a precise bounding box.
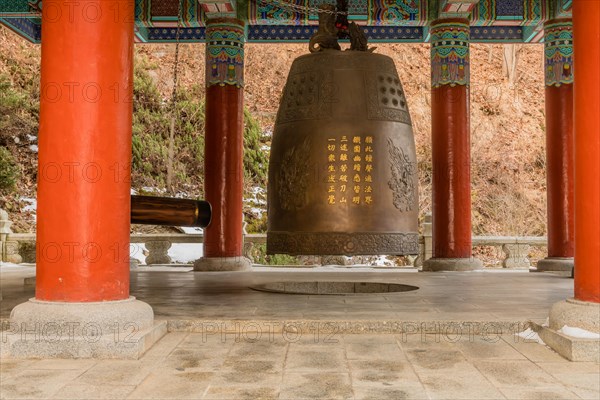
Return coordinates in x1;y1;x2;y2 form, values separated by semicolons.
267;9;419;256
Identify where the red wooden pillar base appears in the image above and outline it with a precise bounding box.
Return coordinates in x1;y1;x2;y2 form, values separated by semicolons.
537;20;575;274
8;0;163;359
545;2;600;351
572;2;600;303
36;0;134;301
423;19;482;272
194;17;249;271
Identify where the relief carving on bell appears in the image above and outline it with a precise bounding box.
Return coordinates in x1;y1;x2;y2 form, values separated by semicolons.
267;5;419;256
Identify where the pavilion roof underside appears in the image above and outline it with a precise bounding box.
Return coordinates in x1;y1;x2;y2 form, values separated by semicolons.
0;0;572;44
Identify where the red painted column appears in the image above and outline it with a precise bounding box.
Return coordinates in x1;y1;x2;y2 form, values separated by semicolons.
424;19;481;271
196;18;247;270
538;20;575;273
35;0;134;301
573;1;600;302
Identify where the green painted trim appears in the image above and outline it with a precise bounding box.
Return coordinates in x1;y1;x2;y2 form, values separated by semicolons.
0;0;29;14
135;23;150;42
523;24;543;43
153;16;178;21
496;16;524;21
473;39;525;43
0;18;36;43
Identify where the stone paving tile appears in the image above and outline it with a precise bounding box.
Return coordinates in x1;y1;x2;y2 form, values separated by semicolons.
203;385;280;400
226;337;289;361
51;384;137;400
221;358;283;375
397;334;462;351
280;372;353;400
162;347;230;372
501;335;568;362
126;370;214;399
551;373;600;393
537;362;600;374
73;360;154;386
210;370;282;387
0;359;34;379
286;347;347;372
348;359;420;386
352;383;429;400
416;370;506;400
177;332;237;349
473;360;560;388
289;334;346;348
0;369;82;399
453;335;528;360
345;341;406;361
344;334;399;344
567;387;600;400
497;385;582;400
139;331;187;361
29;359;96;370
405;348;476;373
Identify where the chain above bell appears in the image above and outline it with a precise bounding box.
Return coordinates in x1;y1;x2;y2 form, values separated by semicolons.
266;2;419;256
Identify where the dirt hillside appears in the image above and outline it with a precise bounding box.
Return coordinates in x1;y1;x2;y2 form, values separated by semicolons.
1;25;547;236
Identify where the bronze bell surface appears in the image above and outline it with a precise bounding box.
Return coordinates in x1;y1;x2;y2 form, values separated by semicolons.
267;13;419;256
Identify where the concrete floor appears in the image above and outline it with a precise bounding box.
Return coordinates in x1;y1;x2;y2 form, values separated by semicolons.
0;265;574;324
1;265;598;399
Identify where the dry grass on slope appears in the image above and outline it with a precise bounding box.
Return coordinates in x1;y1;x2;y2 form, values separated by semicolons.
2;23;549;236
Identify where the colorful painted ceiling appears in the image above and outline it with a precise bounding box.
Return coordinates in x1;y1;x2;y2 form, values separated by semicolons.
0;0;572;44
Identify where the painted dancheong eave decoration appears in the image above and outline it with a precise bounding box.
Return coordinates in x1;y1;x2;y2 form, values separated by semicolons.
0;0;572;43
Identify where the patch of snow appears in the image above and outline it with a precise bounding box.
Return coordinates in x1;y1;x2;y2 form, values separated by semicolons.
178;226;203;234
13;136;20;144
244;186;267;206
169;243;203;263
260;144;270;151
262;128;273;137
0;262;27;268
141;186;166;194
29;145;38;152
20;197;37;213
515;328;545;344
26;134;37;142
130;243;203;264
372;255;394;267
249;207;264;218
130;244;146;263
130;188;138;195
558;325;600;339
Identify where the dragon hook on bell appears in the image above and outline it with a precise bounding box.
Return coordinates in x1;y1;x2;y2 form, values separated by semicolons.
309;0;375;53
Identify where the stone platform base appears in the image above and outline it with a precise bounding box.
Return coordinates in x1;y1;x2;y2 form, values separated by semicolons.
529;298;600;362
550;298;600;333
194;256;251;272
536;257;574;276
5;297;166;359
421;257;483;272
531;322;599;362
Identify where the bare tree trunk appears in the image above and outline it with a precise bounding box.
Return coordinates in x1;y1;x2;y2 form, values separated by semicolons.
502;44;520;86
